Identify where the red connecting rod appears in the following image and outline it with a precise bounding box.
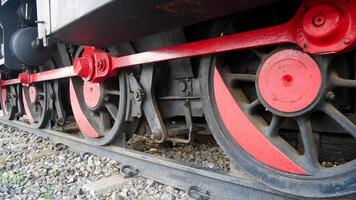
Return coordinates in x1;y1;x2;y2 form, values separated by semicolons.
1;0;355;87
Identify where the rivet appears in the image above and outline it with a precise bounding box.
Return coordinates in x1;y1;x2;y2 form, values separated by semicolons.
326;91;335;102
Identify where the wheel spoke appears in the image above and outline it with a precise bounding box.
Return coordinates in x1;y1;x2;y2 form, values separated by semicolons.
297;118;320;173
35;103;39;112
105;103;118;119
37;91;45;96
38;99;45;109
99;111;111;132
330;72;356;88
265;115;283;137
251;49;266;59
321;103;356;137
106;89;121;96
224;73;256;83
245;99;262;114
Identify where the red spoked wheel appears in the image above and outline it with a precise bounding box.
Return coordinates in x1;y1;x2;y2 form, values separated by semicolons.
70;73;133;145
22;66;54;128
200;45;356;197
0;85;18;120
70;46;138;145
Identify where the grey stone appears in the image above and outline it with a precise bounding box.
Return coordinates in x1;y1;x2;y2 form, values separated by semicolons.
29;150;58;160
82;175;134;196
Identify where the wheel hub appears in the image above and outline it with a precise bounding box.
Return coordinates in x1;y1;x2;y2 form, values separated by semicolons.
29;86;37;104
257;49;322;113
83;82;103;109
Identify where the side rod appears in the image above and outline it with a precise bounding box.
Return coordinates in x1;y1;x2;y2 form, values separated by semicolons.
0;22;294;87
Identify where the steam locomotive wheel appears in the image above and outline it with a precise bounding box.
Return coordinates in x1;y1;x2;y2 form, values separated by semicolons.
200;47;356;197
69;45;138;146
70;72;131;145
0;85;18;120
22;73;53;128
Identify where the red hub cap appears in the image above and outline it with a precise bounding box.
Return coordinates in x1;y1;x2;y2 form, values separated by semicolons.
29;86;37;104
83;82;102;109
257;49;322;113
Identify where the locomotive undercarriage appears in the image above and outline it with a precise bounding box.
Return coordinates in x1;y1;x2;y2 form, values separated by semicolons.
0;0;355;198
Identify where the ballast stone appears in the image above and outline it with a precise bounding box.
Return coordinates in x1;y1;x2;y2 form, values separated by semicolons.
82;175;134;196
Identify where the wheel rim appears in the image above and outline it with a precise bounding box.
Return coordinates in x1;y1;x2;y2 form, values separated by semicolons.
0;85;17;120
69;72;128;145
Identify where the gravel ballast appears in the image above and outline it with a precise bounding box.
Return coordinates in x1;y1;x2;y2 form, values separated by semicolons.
0;124;187;199
0;123;230;199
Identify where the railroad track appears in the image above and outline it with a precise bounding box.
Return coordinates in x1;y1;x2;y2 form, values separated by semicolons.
0;118;298;200
1;1;355;198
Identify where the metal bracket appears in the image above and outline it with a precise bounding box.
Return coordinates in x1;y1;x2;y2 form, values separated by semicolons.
15;84;24;118
52;81;66;125
120;165;139;178
167;100;194;144
47;83;54;111
80;152;93;161
187;186;211;200
125;73;144;121
140;64;167;142
54;143;68;151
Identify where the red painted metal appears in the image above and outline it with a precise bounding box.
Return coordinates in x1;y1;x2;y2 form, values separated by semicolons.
0;67;75;87
110;23;294;70
1;78;20;87
22;89;34;123
83;82;102;109
69;79;101;138
1;88;8;115
213;68;306;174
0;0;355;86
257;49;322;113
297;0;356;54
29;66;76;83
73;47;114;83
29;86;37;104
18;72;31;87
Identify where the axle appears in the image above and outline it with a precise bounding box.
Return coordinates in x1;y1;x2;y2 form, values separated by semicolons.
1;0;355;87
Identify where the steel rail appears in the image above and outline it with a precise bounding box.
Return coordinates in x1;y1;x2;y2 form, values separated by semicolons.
0;118;294;200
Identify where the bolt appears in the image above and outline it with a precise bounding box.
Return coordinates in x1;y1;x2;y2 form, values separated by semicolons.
343;38;351;45
96;59;106;71
313;14;326;27
326;91;335;101
133;90;142;101
31;39;43;49
178;81;187;92
104;96;110;102
151;132;162;141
